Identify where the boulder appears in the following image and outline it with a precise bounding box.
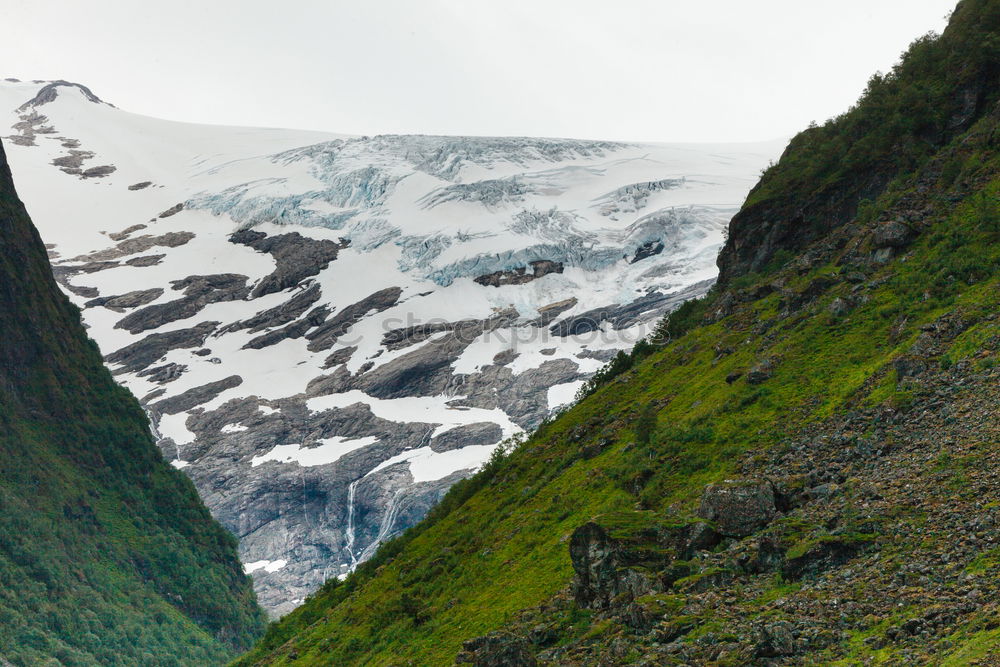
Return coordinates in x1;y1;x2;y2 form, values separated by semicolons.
569;513;719;609
569;521;658;609
755;621;797;658
828;297;853;318
455;633;537;666
873;221;915;249
746;359;775;385
781;534;873;580
697;479;777;538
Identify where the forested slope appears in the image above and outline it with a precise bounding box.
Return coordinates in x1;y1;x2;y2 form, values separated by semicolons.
0;135;265;665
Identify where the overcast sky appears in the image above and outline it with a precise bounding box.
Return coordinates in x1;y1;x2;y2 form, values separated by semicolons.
2;0;957;143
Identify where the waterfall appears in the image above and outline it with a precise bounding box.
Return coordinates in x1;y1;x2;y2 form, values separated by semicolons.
357;490;404;563
343;479;360;568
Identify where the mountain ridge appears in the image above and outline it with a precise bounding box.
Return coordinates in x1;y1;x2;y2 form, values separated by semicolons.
0;133;265;665
234;0;1000;663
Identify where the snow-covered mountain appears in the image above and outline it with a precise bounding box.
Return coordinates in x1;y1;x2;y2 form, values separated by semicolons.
0;78;782;615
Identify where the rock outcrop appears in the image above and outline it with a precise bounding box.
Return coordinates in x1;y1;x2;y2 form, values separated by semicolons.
697;479;778;538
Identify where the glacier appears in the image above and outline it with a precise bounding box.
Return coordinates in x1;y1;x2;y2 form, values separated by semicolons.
0;79;783;616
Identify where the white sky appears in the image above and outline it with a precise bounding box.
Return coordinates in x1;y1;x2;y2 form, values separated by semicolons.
1;0;957;142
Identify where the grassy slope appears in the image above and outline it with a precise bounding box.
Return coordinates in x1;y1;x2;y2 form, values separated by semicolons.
0;135;265;666
238;1;1000;664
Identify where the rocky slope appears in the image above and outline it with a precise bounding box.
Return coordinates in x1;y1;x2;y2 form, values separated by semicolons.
0;78;779;615
234;0;1000;663
0;134;264;665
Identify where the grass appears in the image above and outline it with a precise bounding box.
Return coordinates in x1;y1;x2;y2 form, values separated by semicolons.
237;3;1000;662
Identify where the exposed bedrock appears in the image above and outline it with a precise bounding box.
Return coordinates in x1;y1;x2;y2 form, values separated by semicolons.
137;362;187;384
176;397;471;615
243;305;330;350
355;308;518;399
17;80;104;110
107;223;147;241
126;254;164;267
473;259;564;287
380;311;509;351
550;279;714;337
450;358;583;428
221;283;322;334
105;321;218;373
85;288;163;311
71;231;195;263
305;286;402;351
229;229;349;297
631;240;665;263
115;274;250;334
430;422;503;453
355;331;473;399
151;376;244;416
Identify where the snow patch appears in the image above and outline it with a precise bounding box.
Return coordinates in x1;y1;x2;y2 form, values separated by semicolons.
250;436;380;468
366;443;498;483
244;559;288;574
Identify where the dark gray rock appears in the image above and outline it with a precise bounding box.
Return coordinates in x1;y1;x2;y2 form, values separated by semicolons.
355;331;471;398
115;274;249;334
86;288;163;311
631;240;665;263
17;80;103;110
781;535;873;580
230;230;349;297
873;221;915;249
158;203;184;218
244;305;331;350
381;319;468;351
222;284;322;334
125;254;165;267
137;362;187;384
107;224;147;241
357;308;525;403
81;165;116;178
449;357;582;428
491;349;519;366
746;359;775;385
532;297;577;326
73;232;194;262
755;621;797;658
550;280;714;337
52;149;94;173
473;259;563;287
306;287;402;351
430;422;503;452
675;567;735;593
305;366;354;398
569;521;659;609
152;376;243;415
324;346;357;368
697;479;777;538
128;181;153;191
455;633;537;666
105;321;218;373
576;348;618;363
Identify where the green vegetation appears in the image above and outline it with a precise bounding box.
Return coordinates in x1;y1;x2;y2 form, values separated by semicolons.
0;144;265;665
238;1;1000;664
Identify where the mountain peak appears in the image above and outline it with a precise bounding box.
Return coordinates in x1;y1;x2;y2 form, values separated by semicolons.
17;79;107;111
